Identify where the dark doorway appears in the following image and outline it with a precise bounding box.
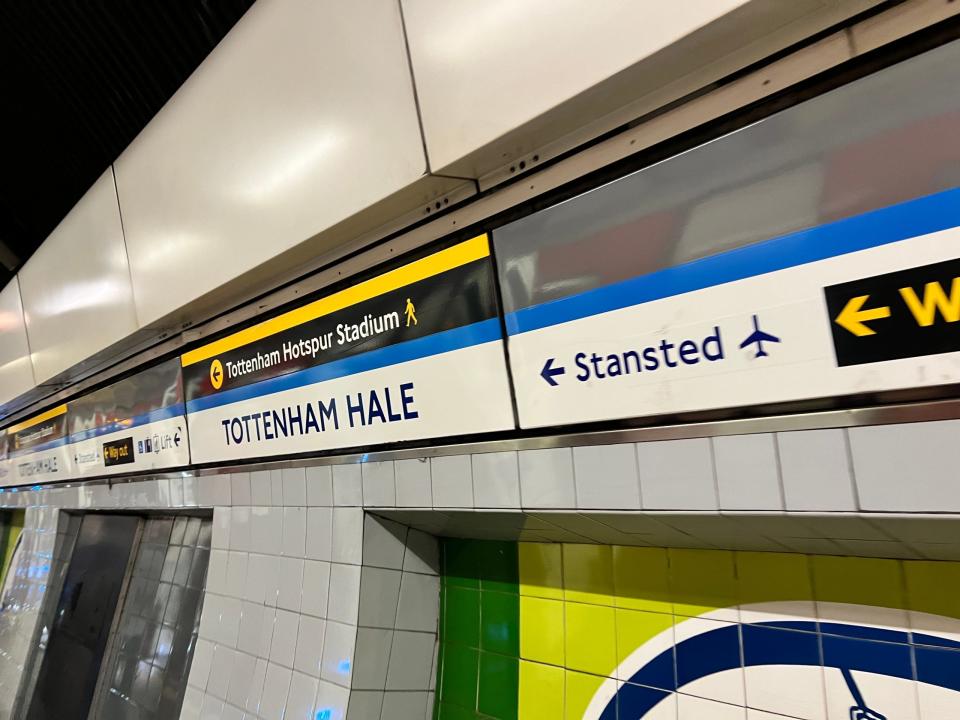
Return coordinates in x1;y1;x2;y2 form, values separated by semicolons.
25;514;139;720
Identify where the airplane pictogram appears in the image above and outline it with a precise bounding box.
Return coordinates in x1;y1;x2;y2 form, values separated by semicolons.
739;314;781;358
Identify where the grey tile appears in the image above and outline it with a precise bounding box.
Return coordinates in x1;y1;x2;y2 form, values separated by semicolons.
385;631;435;690
212;507;231;549
402;530;440;576
911;542;960;561
199;474;231;508
471;451;521;508
430;455;473;508
352;627;394;690
518;447;576;509
572;444;641;509
306;465;334;506
362;515;407;570
775;537;845;555
306;507;333;561
281;467;307;506
320;621;357;687
868;515;960;544
282;506;307;557
395;572;440;633
251;507;282;556
230;473;252;506
636;438;717;510
850;420;960;512
332;508;364;565
777;429;856;511
347;690;383;720
333;464;363;506
834;539;921;559
328;562;362;625
358;567;402;629
302;559;331;618
395;459;432;508
270;469;284;505
713;433;783;511
251;471;272;506
799;514;890;540
293;615;326;677
380;691;429;720
362;462;397;507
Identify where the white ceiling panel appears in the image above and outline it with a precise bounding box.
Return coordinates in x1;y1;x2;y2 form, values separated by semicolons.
403;0;849;176
19;169;137;385
115;0;428;328
0;277;35;407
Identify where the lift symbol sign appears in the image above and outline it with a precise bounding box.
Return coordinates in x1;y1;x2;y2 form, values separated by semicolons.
825;257;960;367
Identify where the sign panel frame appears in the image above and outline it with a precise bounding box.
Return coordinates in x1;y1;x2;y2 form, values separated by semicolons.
502;188;960;430
183;234;516;464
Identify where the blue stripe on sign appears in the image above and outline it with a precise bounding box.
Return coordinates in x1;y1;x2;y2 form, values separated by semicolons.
65;403;185;444
9;404;186;458
186;319;503;414
505;186;960;335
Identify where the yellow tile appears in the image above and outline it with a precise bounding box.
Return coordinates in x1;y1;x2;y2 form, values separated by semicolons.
563;544;614;606
812;555;904;609
565;669;606;720
904;560;960;619
520;542;564;600
565;601;617;677
669;548;737;617
615;608;675;669
737;551;813;604
613;546;672;614
519;660;564;720
520;596;565;665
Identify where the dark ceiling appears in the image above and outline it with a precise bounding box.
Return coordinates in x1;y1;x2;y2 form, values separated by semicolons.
0;1;256;289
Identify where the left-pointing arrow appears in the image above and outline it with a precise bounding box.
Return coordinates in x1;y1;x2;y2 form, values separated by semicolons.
835;295;891;337
540;358;566;386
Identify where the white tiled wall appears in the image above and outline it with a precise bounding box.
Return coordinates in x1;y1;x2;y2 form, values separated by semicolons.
1;419;959;718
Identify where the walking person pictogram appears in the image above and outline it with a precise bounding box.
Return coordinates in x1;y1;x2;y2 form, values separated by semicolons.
405;298;418;327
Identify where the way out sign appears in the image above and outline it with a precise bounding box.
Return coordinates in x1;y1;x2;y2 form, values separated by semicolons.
825;257;960;367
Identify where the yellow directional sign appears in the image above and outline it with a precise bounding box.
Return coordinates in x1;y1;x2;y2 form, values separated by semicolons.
210;359;224;390
833;295;891;337
824;258;960;366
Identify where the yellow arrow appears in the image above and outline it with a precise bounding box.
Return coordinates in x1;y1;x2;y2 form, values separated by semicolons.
835;295;891;337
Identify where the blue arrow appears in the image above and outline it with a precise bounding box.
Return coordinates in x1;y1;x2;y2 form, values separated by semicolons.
540;357;566;386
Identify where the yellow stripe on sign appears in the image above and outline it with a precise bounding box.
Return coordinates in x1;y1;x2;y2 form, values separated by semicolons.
181;234;490;367
6;404;68;435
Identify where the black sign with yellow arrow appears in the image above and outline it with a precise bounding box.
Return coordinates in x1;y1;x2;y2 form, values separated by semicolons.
825;257;960;367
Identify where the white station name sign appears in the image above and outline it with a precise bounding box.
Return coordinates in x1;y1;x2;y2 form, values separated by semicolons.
504;189;960;428
182;235;515;463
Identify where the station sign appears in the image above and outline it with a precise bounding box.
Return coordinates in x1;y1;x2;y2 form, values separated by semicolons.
182;235;515;463
0;359;190;486
6;405;72;485
66;358;190;479
501;188;960;428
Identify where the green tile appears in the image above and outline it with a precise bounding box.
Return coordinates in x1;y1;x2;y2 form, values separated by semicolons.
445;539;483;589
438;702;476;720
480;541;519;594
440;643;479;711
445;586;481;648
434;643;445;719
478;652;519;720
480;591;519;656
